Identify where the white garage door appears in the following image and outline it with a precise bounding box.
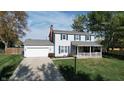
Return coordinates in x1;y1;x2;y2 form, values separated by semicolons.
25;47;49;57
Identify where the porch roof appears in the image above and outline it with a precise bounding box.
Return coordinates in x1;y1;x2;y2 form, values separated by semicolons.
71;41;102;47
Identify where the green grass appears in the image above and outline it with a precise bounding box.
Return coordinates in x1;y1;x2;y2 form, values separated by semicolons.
53;57;124;81
0;54;23;80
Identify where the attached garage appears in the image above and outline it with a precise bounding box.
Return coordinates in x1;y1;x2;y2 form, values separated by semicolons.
24;39;54;57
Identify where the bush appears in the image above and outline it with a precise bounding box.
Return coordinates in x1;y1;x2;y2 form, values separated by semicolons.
0;64;16;80
0;49;4;54
48;53;55;58
68;53;73;57
103;51;124;60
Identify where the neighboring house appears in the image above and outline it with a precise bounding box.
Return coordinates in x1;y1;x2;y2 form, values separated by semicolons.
24;25;102;58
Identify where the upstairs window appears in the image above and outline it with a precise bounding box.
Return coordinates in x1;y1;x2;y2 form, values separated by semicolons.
61;34;68;40
85;35;91;41
74;35;81;40
62;34;66;39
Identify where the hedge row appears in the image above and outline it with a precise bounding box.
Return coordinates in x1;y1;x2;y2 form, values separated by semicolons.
103;51;124;60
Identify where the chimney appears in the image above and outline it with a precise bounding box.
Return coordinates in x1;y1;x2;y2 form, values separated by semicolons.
50;25;53;34
49;25;54;42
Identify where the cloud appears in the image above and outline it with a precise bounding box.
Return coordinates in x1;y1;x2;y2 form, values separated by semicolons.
23;11;83;41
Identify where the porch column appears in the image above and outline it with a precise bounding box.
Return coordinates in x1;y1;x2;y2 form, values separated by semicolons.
90;46;91;56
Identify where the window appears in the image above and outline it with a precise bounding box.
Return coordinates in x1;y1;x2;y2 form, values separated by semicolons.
78;46;84;52
83;47;90;52
91;47;100;52
63;34;66;39
85;35;90;40
65;46;68;53
60;46;64;53
61;34;68;40
59;46;68;53
74;35;80;40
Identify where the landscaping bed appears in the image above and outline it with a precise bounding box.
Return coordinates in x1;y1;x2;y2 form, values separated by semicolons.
0;54;23;80
54;57;124;81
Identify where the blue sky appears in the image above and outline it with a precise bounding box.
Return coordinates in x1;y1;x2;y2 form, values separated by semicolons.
23;11;87;41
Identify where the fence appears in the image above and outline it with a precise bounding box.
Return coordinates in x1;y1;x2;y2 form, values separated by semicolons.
5;48;23;55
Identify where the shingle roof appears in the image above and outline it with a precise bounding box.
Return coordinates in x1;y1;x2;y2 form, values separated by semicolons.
53;30;93;35
24;39;53;46
71;41;102;46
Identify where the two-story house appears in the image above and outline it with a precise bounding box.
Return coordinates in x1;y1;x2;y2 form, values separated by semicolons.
24;25;102;58
49;25;102;58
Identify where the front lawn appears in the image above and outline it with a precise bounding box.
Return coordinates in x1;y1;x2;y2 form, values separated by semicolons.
53;57;124;81
0;54;23;80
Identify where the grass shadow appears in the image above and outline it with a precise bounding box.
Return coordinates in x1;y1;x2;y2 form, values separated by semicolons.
10;63;64;81
0;64;18;80
58;65;105;81
9;64;41;81
37;63;64;81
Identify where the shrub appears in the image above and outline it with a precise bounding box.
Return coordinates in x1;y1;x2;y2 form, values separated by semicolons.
48;53;55;58
0;49;4;54
68;53;73;57
103;51;124;60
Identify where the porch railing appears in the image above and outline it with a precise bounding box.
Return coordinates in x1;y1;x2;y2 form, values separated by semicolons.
78;52;102;57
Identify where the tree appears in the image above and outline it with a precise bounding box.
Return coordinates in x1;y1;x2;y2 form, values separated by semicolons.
72;15;88;32
88;11;124;51
0;11;28;50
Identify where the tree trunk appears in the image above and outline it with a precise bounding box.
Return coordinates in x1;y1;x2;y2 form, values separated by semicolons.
4;42;8;53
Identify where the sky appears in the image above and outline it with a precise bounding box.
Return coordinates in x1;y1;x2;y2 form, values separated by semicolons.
23;11;87;41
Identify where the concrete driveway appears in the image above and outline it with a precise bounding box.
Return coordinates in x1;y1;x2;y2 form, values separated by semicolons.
10;57;64;81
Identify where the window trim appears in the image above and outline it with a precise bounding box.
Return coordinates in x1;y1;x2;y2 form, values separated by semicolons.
61;34;68;40
85;35;91;41
62;34;66;39
74;34;80;40
60;46;64;53
65;46;68;53
59;46;69;53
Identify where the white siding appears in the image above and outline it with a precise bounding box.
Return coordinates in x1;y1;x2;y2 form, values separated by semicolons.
54;33;95;57
55;34;71;57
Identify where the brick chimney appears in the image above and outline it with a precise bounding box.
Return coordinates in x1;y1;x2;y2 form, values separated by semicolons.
49;25;53;42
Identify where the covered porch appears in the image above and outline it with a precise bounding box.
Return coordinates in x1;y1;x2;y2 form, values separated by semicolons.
71;41;102;58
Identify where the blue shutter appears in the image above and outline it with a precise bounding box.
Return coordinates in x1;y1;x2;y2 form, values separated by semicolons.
66;34;68;40
79;35;81;40
61;34;62;40
85;35;87;41
68;46;69;53
59;46;60;54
